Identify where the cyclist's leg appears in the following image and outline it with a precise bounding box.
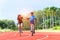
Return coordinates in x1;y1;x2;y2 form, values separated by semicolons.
30;24;33;32
32;24;35;34
18;23;21;33
30;21;35;33
30;24;34;32
20;23;23;33
30;24;35;36
18;23;23;36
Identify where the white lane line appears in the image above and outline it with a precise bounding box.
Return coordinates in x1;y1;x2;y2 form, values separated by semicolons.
7;33;31;40
14;33;31;38
7;33;48;40
40;35;48;40
36;35;48;40
20;34;31;38
10;34;31;40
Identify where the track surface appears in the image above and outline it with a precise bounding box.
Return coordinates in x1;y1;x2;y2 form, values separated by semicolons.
0;32;60;40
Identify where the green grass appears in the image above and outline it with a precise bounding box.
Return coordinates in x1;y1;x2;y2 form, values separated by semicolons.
36;29;60;32
0;26;60;32
0;28;14;32
53;26;60;30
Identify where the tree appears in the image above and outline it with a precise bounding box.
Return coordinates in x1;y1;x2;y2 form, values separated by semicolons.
44;6;57;28
0;20;17;30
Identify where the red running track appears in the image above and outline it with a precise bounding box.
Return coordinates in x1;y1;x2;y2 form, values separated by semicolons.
0;32;60;40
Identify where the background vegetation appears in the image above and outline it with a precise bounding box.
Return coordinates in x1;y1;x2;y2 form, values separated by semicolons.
0;6;60;31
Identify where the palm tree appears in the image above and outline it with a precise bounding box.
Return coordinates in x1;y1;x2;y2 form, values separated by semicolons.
44;6;57;28
56;8;60;26
44;7;51;28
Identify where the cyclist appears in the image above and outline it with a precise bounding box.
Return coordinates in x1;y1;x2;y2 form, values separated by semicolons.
28;12;36;34
17;14;23;34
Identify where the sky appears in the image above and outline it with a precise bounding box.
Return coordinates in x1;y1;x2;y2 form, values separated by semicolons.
0;0;60;23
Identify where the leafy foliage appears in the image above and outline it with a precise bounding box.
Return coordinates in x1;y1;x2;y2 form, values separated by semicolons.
0;20;17;30
0;6;60;30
